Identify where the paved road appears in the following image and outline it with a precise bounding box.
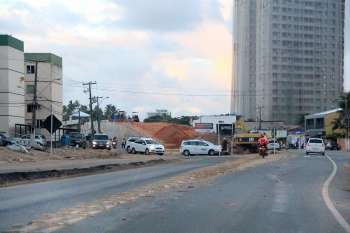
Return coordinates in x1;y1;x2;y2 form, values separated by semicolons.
0;156;231;232
56;151;350;233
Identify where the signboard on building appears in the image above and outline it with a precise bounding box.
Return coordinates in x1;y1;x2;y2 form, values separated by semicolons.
217;124;235;136
194;123;213;130
276;130;287;138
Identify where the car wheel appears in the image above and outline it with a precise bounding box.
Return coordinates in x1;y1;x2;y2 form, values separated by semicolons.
126;146;131;153
145;149;150;155
131;148;136;154
208;150;215;156
322;152;325;156
183;150;190;156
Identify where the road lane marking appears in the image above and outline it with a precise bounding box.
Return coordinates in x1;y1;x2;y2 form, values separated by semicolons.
322;155;350;233
271;182;289;213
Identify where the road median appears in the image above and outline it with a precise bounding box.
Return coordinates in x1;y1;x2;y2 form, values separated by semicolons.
0;157;174;187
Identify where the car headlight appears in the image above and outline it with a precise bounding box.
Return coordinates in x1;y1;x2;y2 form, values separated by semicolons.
93;141;97;145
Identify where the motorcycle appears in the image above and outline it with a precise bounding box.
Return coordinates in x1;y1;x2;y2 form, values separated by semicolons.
112;138;117;149
258;145;268;158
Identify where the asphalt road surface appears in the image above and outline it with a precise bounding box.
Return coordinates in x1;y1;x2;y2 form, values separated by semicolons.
1;151;349;233
0;156;231;232
55;151;350;233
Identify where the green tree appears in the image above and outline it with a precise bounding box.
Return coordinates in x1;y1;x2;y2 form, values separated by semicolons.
143;115;196;126
92;105;103;121
63;100;80;121
104;104;117;120
63;100;90;121
332;92;350;137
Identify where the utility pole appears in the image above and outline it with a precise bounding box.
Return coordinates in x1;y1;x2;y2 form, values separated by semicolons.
78;108;81;133
258;106;262;130
83;82;96;137
96;96;102;133
31;61;38;137
94;96;109;133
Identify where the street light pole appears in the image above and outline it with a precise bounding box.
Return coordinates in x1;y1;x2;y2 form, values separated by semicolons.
345;96;349;152
50;102;53;154
31;61;38;139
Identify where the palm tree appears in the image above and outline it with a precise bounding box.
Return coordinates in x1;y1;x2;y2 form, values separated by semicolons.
332;92;350;137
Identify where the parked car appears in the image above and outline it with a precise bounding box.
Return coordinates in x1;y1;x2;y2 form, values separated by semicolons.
180;139;222;156
128;138;165;155
92;134;111;150
267;139;281;150
325;141;340;151
305;138;325;155
21;134;46;146
68;132;86;148
125;137;140;153
0;133;13;146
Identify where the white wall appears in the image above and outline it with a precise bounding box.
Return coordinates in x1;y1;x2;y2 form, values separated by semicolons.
193;115;237;133
0;46;24;134
25;62;63;125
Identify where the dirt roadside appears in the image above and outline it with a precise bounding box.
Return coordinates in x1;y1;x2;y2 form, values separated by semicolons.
0;147;183;187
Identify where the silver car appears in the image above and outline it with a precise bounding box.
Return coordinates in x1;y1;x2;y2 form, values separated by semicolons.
180;139;222;156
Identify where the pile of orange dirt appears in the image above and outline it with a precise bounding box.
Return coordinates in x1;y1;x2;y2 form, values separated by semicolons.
129;123;199;149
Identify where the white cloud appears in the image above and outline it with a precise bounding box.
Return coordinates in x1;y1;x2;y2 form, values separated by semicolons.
3;0;347;118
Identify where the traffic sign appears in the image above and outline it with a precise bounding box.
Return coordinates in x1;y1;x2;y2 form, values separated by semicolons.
43;114;62;133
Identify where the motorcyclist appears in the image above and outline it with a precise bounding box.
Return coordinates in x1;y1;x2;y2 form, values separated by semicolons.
258;133;268;148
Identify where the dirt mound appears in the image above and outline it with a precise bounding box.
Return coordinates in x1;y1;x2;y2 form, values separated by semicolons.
129;123;199;149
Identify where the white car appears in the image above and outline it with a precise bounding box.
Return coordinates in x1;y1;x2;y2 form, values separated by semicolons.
180;139;222;156
305;138;325;155
267;139;280;150
21;134;46;146
129;138;165;155
125;137;140;153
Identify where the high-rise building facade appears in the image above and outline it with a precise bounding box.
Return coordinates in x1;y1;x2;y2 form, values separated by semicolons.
231;0;345;124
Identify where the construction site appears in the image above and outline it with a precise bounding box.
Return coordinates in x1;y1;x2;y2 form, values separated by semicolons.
81;121;218;150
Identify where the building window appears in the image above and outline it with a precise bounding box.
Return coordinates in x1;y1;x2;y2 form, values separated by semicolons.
27;104;40;113
26;85;34;94
315;118;324;129
27;104;33;113
26;65;35;74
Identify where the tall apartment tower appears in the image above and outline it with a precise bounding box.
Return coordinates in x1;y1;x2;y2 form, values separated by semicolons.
231;0;345;124
0;35;25;134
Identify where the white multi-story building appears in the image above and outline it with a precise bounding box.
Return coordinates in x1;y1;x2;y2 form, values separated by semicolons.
0;35;25;134
24;53;63;134
232;0;345;124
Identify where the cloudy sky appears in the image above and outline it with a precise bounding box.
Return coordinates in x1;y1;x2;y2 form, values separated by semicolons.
1;0;349;119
